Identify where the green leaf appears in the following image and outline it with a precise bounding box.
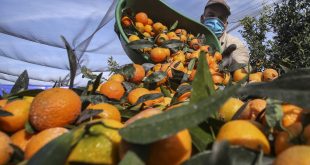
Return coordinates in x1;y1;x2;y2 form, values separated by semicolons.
143;71;167;84
161;39;184;49
27;132;73;165
81;66;97;80
80;81;91;96
61;36;77;89
133;93;163;106
80;95;108;105
10;70;29;94
188;58;197;71
118;64;135;80
237;73;310;110
184;144;274;165
92;73;103;94
127;39;153;49
190;51;215;104
231;101;250;120
189;127;213;152
120;110;140;119
183;150;212;165
122;81;137;93
119;83;240;144
169;20;178;31
25;121;36;134
75;109;103;124
160;86;171;97
119;150;145;165
6;89;43;99
227;63;247;72
278;68;310;80
9;144;24;164
265;99;283;129
170;84;192;105
0;109;13;116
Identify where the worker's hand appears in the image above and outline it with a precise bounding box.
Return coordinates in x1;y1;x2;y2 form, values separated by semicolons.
219;44;237;69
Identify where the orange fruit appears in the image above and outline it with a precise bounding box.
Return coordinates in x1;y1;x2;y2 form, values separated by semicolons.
135;12;148;25
218;98;244;122
212;73;224;84
167;32;177;40
23;96;34;103
68;119;123;164
29;88;81;131
179;35;187;42
120;110;192;165
199;45;210;52
121;16;132;27
25;127;68;159
177;92;191;102
249;72;263;83
124;108;161;126
156;33;169;45
150;47;169;63
127;88;150;105
216;120;270;154
144;24;153;33
135;22;145;33
0;131;13;165
172;51;186;63
0;99;7;107
214;51;222;62
275;122;303;155
282;104;303;128
87;103;121;122
108;74;125;83
147;129;192;165
240;99;266;120
152;63;162;72
100;80;125;101
143;32;151;38
222;73;231;85
152;22;164;34
165;103;185;111
233;68;247;82
263;68;278;82
128;35;140;42
129;64;145;84
175;29;187;36
273;145;310;165
187;34;195;40
144;90;164;107
189;38;200;50
147;18;153;25
0;99;31;133
188;69;197;81
10;129;33;151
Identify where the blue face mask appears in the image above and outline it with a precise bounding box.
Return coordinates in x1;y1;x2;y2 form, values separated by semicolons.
203;17;225;37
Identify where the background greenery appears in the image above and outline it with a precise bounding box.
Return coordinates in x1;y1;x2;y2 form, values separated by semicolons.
239;0;310;73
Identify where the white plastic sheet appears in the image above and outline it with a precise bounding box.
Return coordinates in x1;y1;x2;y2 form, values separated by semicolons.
0;0;280;86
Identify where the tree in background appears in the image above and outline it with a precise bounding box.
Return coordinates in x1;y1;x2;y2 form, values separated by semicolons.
239;0;310;73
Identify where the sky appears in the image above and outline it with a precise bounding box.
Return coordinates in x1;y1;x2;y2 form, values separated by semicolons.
0;0;280;87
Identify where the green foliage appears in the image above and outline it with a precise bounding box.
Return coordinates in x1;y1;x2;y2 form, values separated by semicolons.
107;56;121;75
240;0;310;72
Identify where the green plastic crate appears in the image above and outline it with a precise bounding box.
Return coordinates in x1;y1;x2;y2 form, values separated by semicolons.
115;0;222;64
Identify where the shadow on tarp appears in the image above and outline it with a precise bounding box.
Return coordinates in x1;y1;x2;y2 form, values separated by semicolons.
0;84;52;96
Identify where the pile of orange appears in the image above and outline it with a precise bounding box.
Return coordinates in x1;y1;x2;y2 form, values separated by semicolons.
0;10;308;165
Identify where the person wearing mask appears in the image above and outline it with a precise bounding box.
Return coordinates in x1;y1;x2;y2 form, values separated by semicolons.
201;0;250;66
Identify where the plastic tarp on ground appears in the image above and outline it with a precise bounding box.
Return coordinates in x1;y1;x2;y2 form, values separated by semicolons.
0;0;280;88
